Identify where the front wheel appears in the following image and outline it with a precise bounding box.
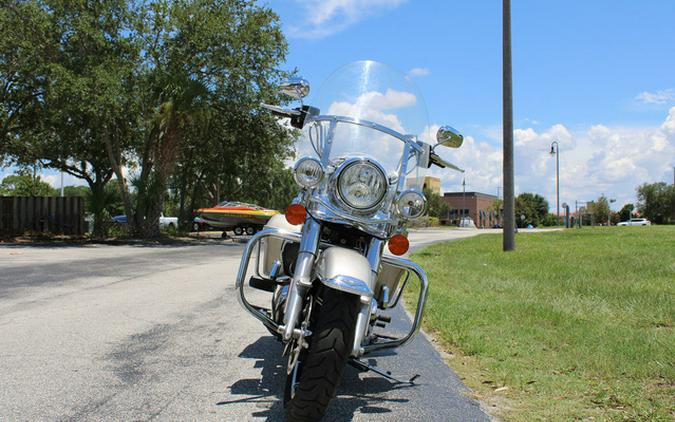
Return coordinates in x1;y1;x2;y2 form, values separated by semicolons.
284;286;359;421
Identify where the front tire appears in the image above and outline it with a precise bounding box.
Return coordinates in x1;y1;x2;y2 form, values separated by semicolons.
284;286;359;421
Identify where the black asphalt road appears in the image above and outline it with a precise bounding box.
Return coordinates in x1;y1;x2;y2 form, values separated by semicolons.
0;230;490;421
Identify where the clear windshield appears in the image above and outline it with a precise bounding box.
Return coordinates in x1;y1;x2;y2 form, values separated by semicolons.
296;61;430;188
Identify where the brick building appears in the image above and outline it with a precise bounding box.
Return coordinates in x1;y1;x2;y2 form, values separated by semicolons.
440;191;502;228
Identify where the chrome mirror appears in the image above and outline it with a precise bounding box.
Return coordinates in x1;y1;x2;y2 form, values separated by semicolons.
280;77;310;100
436;125;463;149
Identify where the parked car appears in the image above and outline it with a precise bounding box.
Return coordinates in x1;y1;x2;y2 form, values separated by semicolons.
459;217;477;228
617;218;651;226
159;214;178;230
112;214;178;230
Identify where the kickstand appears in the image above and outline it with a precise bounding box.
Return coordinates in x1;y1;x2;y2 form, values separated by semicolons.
348;358;420;385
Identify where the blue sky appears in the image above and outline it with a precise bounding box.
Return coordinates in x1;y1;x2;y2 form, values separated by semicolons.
265;0;675;209
269;0;675;129
6;0;674;211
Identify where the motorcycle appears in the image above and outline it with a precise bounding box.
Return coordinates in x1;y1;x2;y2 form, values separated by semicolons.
236;61;464;421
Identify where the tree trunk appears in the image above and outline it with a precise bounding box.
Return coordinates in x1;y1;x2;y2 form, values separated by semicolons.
89;180;107;238
103;128;134;233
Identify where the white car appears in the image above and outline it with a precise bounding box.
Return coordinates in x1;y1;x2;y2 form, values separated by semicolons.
159;214;178;230
112;213;178;230
459;217;477;228
617;218;651;226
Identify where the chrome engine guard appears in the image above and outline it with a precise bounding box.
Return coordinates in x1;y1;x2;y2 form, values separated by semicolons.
235;226;429;354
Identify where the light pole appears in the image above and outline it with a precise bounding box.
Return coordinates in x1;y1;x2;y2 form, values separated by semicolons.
550;141;560;226
462;178;467;221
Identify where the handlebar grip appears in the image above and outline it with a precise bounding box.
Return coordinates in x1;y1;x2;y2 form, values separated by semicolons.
430;153;446;168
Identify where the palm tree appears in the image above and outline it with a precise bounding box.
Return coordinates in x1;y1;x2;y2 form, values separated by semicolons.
132;72;211;237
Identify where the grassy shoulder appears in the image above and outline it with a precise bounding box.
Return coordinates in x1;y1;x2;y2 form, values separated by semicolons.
407;226;674;421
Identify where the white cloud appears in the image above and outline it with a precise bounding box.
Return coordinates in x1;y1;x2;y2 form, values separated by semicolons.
662;106;675;133
634;89;675;105
40;171;89;189
287;0;408;39
407;67;430;78
327;88;417;133
430;107;675;211
42;174;58;187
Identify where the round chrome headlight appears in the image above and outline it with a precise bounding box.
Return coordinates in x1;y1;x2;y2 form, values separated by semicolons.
293;157;324;188
337;161;387;210
396;190;426;219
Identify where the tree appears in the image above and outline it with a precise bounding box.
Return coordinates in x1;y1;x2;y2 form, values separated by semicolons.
424;187;442;218
422;187;452;225
0;2;57;159
590;195;611;225
1;0;140;237
124;0;293;235
541;213;559;227
610;211;620;225
636;182;675;224
515;193;549;227
618;203;634;222
1;0;293;238
0;172;57;196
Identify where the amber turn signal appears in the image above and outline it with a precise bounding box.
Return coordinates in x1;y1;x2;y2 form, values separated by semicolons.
286;204;307;225
388;234;409;255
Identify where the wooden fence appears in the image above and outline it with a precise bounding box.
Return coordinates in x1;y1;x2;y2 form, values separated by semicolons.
0;196;85;236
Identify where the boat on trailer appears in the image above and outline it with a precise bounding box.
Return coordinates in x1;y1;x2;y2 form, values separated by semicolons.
193;201;278;235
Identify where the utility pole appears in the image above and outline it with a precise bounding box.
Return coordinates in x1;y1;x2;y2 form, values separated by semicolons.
550;141;560;226
502;0;515;250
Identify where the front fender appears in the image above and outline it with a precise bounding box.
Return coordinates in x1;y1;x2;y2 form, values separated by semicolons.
316;247;373;298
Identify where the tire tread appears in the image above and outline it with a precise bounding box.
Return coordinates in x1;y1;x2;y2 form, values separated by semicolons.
285;287;359;422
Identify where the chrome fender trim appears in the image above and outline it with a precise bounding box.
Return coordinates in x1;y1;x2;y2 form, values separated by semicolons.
319;275;373;297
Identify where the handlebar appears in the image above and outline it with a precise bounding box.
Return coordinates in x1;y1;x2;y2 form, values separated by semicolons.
430;152;464;173
260;103;301;118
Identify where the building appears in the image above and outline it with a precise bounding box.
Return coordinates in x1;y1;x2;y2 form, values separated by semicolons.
440;191;502;228
405;176;441;196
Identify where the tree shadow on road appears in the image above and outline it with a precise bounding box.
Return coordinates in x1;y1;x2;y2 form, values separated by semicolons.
218;336;412;421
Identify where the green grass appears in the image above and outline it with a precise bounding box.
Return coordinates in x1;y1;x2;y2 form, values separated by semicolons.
408;227;675;421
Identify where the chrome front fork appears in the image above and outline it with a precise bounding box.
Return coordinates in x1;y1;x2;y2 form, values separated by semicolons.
282;217;321;341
